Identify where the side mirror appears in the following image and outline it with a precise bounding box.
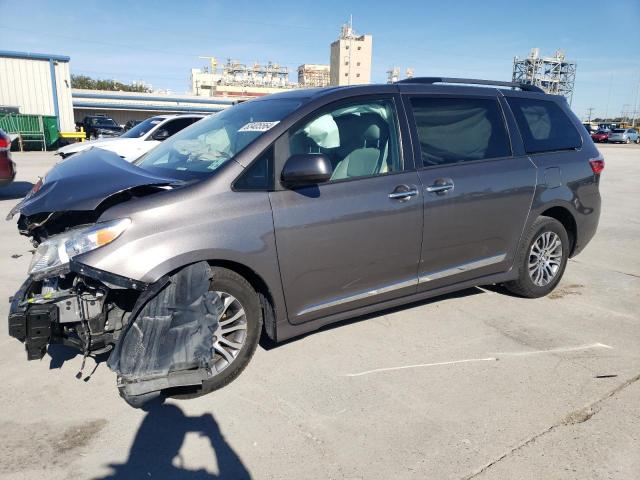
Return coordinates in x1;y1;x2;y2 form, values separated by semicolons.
281;154;332;188
152;128;170;141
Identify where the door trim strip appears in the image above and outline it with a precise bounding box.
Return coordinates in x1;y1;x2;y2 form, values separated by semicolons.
418;253;506;283
297;277;418;317
296;253;506;317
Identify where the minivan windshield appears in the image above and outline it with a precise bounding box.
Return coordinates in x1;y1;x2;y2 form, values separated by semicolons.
135;99;301;179
121;117;164;138
91;117;119;127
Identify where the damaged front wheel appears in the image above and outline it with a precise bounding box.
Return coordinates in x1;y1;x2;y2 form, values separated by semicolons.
166;267;263;400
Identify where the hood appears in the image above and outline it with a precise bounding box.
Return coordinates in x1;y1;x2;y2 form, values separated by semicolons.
7;148;180;220
58;137;133;155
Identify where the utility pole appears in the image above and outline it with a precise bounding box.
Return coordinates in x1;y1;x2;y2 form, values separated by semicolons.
633;75;640;128
622;104;631;123
586;107;595;123
604;74;613;121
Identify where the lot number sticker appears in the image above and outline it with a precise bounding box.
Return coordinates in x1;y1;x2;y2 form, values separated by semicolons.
238;121;280;132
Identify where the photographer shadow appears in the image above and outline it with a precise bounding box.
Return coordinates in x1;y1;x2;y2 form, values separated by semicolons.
96;400;251;479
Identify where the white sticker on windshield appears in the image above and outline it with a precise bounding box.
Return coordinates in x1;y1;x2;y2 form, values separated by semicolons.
238;121;280;132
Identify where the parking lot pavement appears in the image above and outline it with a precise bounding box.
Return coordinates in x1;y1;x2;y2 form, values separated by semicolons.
0;144;638;480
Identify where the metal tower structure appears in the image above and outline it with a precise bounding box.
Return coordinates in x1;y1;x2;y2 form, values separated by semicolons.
512;48;577;103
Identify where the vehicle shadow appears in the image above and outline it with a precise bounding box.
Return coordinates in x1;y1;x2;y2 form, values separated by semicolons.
0;181;33;200
95;400;251;480
47;344;80;369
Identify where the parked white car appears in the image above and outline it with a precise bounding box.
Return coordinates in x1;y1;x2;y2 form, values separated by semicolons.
57;114;206;162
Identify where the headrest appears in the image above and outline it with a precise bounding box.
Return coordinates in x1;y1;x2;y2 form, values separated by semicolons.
363;124;380;143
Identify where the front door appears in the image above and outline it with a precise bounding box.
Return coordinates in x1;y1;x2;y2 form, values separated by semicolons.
404;94;537;290
269;96;423;324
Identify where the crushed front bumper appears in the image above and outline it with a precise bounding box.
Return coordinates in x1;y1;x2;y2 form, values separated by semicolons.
9;299;58;360
7;263;143;361
8;261;224;407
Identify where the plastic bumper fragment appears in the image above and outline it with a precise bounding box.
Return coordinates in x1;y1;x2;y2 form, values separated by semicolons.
107;261;222;404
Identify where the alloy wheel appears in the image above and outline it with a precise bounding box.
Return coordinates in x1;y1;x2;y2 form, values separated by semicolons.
211;291;248;372
528;231;563;287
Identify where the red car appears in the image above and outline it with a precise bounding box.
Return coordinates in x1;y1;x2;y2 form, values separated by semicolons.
0;129;16;187
591;130;610;143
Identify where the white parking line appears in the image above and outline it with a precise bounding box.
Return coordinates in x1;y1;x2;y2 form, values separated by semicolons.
494;342;612;357
345;343;613;377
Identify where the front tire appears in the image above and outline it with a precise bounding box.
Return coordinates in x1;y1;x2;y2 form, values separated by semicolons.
504;216;569;298
168;267;263;399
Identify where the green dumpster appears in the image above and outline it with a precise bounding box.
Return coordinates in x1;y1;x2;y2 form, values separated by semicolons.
0;113;60;150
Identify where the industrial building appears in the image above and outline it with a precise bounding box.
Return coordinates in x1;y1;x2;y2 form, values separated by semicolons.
0;50;238;148
70;90;232;125
191;57;295;98
387;67;414;84
297;64;331;88
512;48;577;101
330;20;373;86
0;21;377;149
0;50;75;131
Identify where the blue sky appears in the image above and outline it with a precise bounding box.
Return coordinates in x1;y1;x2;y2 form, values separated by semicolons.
1;0;639;120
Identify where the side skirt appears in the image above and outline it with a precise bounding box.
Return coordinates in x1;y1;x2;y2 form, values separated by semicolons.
275;268;518;343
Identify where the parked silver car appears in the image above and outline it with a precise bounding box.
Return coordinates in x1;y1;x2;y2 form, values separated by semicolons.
607;128;639;144
7;77;603;407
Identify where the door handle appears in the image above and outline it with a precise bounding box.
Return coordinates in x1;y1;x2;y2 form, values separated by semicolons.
426;180;454;194
389;187;419;200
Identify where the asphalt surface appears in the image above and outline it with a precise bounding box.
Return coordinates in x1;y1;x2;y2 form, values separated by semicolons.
0;144;638;480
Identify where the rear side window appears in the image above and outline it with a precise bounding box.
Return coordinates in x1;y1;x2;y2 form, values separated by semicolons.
507;98;582;154
409;97;511;167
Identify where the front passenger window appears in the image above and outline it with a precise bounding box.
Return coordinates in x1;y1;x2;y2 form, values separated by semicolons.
288;99;402;182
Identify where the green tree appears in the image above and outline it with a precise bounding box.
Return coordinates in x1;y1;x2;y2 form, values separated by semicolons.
71;74;151;93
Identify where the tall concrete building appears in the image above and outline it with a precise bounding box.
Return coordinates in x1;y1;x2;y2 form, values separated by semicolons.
330;20;372;86
297;64;330;88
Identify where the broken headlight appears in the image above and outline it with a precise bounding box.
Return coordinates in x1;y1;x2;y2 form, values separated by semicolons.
28;218;131;279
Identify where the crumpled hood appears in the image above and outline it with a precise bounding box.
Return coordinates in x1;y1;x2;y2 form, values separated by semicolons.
7;149;179;219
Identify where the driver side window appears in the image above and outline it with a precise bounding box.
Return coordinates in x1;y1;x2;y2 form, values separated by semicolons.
289;99;402;182
161;118;198;137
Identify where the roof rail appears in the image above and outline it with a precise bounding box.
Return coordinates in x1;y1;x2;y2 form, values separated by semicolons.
396;77;545;93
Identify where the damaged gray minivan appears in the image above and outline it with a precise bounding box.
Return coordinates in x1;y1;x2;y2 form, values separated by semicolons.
7;78;602;407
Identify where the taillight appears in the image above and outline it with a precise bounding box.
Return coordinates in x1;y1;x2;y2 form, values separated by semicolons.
589;156;605;175
0;136;10;150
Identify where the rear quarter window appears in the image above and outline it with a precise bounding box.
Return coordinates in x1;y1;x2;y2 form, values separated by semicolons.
507;97;582;154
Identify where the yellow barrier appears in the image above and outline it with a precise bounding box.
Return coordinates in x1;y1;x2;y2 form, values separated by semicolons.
59;127;85;142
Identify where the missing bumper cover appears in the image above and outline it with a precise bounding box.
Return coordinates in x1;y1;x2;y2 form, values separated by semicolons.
107;261;222;404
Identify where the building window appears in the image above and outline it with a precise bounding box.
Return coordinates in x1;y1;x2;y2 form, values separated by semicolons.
356;73;360;77
345;45;349;50
357;46;361;50
344;73;348;77
344;61;349;66
357;62;361;66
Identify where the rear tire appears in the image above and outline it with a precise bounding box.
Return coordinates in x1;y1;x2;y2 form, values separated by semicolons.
504;216;569;298
167;267;263;400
